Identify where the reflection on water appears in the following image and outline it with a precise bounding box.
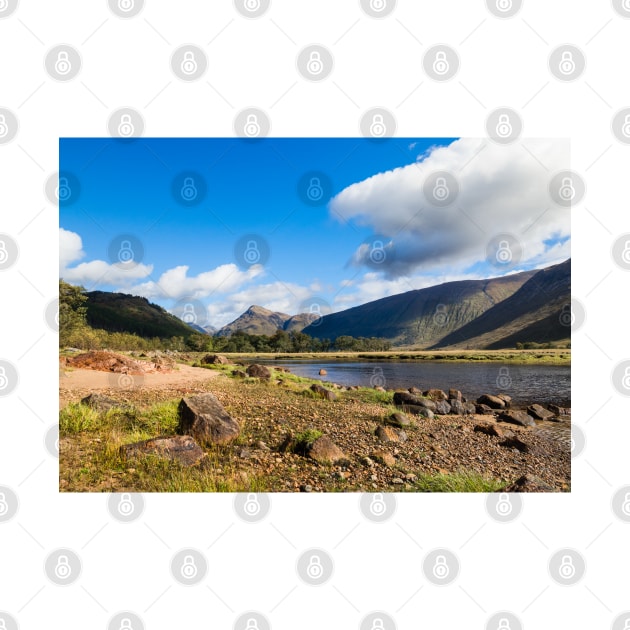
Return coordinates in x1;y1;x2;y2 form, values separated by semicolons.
262;360;570;406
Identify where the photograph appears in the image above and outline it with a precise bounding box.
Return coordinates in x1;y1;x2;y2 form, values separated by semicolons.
58;136;571;493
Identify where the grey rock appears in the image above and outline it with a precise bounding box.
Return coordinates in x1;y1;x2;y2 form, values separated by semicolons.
178;393;240;445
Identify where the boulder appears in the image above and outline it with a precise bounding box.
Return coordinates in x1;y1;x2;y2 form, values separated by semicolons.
449;399;465;415
201;354;230;365
405;405;435;419
80;393;122;412
527;404;554;420
121;435;205;467
499;436;531;453
548;404;571;416
374;386;386;392
448;388;463;402
307;436;346;463
434;400;452;415
375;425;407;443
497;393;512;407
408;387;423;395
498;409;536;428
371;449;396;467
231;370;247;378
462;402;477;415
386;412;411;428
318;368;327;375
476;394;506;409
476;403;495;415
423;388;448;401
310;383;337;401
393;391;436;411
246;364;271;379
474;423;505;438
499;474;556;493
177;393;240;445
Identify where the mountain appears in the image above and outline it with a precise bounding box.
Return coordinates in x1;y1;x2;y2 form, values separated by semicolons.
215;305;320;337
84;291;198;339
431;259;570;349
302;268;542;347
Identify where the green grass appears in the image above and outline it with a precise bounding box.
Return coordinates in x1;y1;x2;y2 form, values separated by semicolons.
59;403;102;434
410;470;507;492
292;429;323;452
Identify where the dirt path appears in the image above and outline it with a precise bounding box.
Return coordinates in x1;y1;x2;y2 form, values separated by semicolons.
59;364;219;408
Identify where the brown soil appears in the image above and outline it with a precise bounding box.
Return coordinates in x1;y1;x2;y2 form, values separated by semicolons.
60;361;570;492
64;351;175;375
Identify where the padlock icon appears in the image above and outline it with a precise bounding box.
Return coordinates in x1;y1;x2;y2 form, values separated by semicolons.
497;366;511;388
432;555;449;579
181;303;196;324
0;114;8;138
497;619;512;630
0;240;8;265
369;493;386;516
495;492;512;516
369;0;386;11
371;619;385;630
0;619;7;630
310;303;322;317
559;303;574;327
434;304;447;326
621;492;630;516
558;51;575;75
0;367;8;390
558;554;575;579
495;240;512;263
622;114;630;138
624;0;630;10
307;51;323;75
0;492;8;515
181;177;198;201
558;177;575;202
244;113;261;137
0;0;8;11
245;619;260;630
181;51;198;75
118;0;135;11
55;51;72;75
244;493;261;516
244;240;261;264
370;240;386;264
495;114;513;138
118;114;135;137
495;0;512;11
621;240;630;264
118;493;135;516
181;555;198;579
244;0;261;10
56;176;72;202
432;51;449;75
432;176;449;201
118;240;134;263
54;554;72;579
622;367;630;390
623;619;630;630
307;177;324;201
306;554;323;579
119;618;134;630
369;114;386;137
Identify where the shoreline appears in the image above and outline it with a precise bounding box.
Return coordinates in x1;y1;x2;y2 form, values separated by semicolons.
59;352;571;493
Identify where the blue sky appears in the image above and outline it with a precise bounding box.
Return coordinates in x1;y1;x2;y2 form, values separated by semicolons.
60;137;570;329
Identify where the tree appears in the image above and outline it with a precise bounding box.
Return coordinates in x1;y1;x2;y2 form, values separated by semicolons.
59;279;88;346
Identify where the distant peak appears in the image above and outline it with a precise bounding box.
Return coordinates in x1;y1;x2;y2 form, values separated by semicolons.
246;305;273;315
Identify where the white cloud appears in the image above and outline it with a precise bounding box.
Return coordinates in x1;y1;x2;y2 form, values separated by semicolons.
60;228;154;287
329;138;571;277
127;263;264;301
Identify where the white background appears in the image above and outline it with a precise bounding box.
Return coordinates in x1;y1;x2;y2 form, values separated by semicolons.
1;0;629;628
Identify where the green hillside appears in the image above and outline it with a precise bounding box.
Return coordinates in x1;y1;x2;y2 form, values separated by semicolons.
84;291;197;339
